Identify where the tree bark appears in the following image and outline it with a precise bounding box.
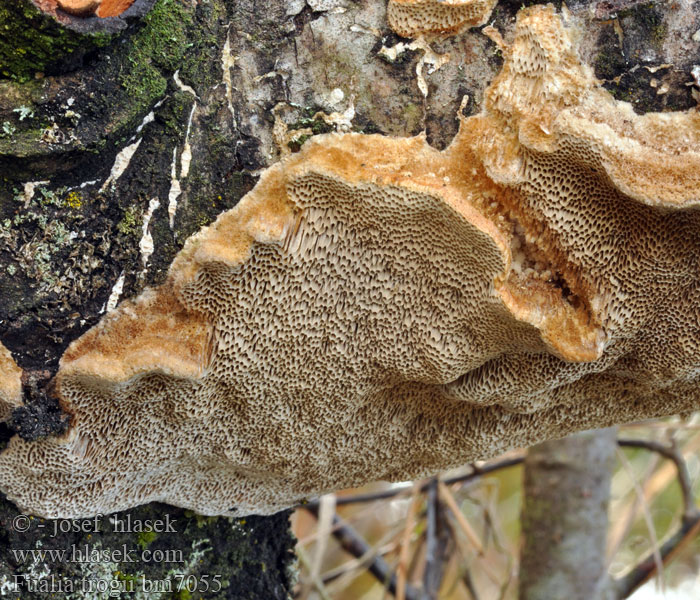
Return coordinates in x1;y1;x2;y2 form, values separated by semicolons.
0;0;698;597
519;429;618;600
0;0;302;596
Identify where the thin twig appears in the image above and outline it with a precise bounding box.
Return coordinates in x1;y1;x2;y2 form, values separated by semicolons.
422;478;452;600
320;530;401;585
482;495;516;600
407;529;427;591
613;437;700;598
300;494;335;600
438;481;485;555
298;437;699;600
397;482;422;600
461;566;480;600
616;447;666;595
422;479;440;600
294;545;334;600
618;438;700;522
607;450;661;560
301;456;525;510
303;505;422;600
615;514;700;599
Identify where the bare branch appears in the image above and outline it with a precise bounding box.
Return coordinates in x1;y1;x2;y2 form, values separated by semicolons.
397;483;422;600
617;438;700;522
615;446;666;595
423;477;452;600
303;505;422;600
301;456;525;509
298;436;699;600
615;515;700;599
461;565;481;600
438;481;485;555
422;479;445;599
614;437;700;598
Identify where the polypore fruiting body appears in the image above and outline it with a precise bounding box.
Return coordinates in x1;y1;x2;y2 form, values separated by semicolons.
0;344;22;423
94;0;135;17
1;6;699;519
387;0;498;38
56;0;102;16
38;0;135;18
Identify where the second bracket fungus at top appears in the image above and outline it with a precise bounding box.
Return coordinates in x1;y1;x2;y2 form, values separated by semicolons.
31;0;140;21
1;6;700;519
50;0;135;18
55;0;102;16
387;0;499;38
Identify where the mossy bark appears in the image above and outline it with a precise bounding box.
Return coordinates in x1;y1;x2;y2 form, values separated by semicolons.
0;0;118;83
0;504;295;599
0;0;298;596
0;0;698;597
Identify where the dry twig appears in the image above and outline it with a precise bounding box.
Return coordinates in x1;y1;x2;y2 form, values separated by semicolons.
397;482;423;600
303;504;422;600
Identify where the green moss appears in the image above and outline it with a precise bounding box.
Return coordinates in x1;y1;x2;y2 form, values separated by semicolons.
119;0;195;109
286;114;333;152
401;102;422;131
288;133;311;153
289;113;334;135
595;51;623;82
137;530;158;550
179;0;226;91
180;509;225;531
0;0;114;81
650;21;667;49
161;91;195;133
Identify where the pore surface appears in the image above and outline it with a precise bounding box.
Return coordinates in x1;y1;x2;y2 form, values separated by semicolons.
0;6;699;518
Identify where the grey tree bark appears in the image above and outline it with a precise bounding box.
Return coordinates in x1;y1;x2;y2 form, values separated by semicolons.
519;429;618;600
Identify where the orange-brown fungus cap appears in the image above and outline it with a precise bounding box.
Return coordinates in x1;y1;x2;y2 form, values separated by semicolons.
50;0;134;17
0;344;22;423
56;0;101;16
96;0;135;18
1;6;699;519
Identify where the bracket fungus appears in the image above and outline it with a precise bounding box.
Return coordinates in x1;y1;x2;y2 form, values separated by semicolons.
0;344;22;424
45;0;135;18
387;0;498;38
56;0;102;17
1;6;700;519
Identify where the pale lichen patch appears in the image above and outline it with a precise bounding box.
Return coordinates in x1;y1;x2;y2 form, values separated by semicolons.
139;197;161;271
104;271;125;313
167;147;181;229
100;139;143;193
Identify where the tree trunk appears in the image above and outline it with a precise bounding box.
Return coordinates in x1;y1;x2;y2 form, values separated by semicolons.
0;0;304;596
519;429;618;600
0;0;698;597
